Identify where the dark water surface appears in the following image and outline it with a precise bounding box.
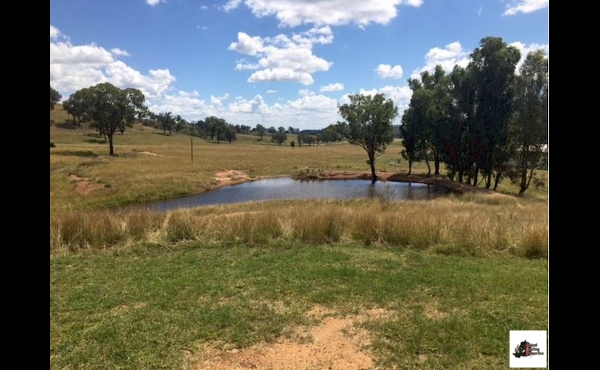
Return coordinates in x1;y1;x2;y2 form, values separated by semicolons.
135;178;451;212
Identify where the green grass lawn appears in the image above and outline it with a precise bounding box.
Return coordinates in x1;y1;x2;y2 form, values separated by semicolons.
50;243;547;369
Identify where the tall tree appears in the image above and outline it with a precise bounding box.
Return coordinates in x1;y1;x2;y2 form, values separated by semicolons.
469;36;521;188
338;93;398;184
50;86;62;111
63;88;92;127
270;132;287;146
256;124;266;140
85;83;147;155
507;49;548;195
401;79;431;175
155;112;176;135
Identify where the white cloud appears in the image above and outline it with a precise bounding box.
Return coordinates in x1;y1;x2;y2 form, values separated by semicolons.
50;26;60;40
200;5;209;10
228;32;264;55
248;68;315;85
223;0;243;12
228;94;269;113
376;64;404;79
229;28;333;85
266;89;277;94
509;41;549;72
503;0;548;16
146;0;163;6
410;41;470;79
226;0;423;28
111;48;131;57
320;83;344;92
349;85;412;119
50;33;176;100
299;89;314;97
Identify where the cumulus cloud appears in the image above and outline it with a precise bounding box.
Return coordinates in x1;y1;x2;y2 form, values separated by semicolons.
222;0;423;28
320;83;344;92
50;26;61;40
110;48;131;57
410;41;470;79
146;0;163;6
229;28;334;85
266;89;277;93
50;31;176;99
375;64;403;79
223;0;243;11
348;85;413;119
502;0;548;16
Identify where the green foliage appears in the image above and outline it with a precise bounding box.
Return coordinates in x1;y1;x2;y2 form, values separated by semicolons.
70;83;147;155
50;86;62;110
271;132;287;146
338;93;398;183
50;142;56;148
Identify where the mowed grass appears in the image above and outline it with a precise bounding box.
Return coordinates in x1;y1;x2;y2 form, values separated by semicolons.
50;243;547;370
50;109;549;369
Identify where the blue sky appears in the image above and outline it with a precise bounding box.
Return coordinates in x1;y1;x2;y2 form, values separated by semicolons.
50;0;548;130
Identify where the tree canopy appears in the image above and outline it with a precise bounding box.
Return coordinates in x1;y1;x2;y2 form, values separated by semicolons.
84;83;147;155
338;93;398;184
50;86;62;111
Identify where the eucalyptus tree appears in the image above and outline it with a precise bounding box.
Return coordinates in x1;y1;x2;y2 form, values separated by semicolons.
256;124;266;140
205;116;228;142
447;65;477;183
63;87;92;127
469;36;521;188
50;86;62;111
401;79;431;175
338;93;398;184
155;112;176;135
85;83;147;155
507;49;548;195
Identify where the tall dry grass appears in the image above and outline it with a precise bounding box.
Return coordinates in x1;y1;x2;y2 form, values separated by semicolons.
50;194;547;258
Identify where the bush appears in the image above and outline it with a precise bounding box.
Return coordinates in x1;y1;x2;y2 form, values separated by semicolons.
50;142;56;148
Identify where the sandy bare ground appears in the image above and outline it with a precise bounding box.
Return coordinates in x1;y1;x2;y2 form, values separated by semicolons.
68;174;107;196
187;306;394;370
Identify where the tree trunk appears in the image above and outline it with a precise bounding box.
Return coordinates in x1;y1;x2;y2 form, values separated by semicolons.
425;159;431;177
369;152;377;184
108;134;114;155
493;170;502;191
408;160;413;175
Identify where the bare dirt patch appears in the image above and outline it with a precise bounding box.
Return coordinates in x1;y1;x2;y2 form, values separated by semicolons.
213;170;259;188
68;174;107;196
190;306;394;370
138;151;161;156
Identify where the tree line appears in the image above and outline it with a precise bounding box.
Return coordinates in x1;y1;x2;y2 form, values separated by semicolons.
397;36;547;195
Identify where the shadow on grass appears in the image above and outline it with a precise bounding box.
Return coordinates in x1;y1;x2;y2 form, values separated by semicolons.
84;139;107;144
52;150;99;158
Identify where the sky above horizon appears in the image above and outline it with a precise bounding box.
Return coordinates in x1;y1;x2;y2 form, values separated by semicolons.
50;0;548;131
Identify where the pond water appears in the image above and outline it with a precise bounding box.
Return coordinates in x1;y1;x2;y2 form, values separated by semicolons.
136;177;451;212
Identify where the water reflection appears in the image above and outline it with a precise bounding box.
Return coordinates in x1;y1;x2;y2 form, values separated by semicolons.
135;177;450;212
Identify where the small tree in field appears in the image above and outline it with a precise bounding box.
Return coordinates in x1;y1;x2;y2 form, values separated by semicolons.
338;93;398;184
50;86;61;111
85;83;147;155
